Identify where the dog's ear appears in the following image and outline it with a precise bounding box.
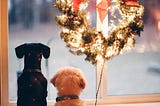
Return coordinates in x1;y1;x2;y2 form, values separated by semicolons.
50;73;58;87
39;43;50;59
15;44;26;58
79;78;86;89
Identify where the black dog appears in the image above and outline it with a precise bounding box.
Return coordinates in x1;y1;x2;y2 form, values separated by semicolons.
15;43;50;106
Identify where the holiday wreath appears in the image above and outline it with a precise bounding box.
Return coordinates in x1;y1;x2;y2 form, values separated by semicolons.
54;0;144;64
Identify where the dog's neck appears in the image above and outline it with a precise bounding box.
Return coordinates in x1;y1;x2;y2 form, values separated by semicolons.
23;69;41;73
24;51;42;70
56;95;79;102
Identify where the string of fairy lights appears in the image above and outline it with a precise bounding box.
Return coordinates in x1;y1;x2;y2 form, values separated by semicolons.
54;0;144;65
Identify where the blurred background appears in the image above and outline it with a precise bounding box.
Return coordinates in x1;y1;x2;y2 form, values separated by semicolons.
8;0;160;102
8;0;96;102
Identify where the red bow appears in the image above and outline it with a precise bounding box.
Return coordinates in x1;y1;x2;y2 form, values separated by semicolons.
72;0;83;13
96;0;111;22
122;0;138;2
122;0;140;7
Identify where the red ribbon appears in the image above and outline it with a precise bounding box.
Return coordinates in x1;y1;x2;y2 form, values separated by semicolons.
72;0;83;13
96;0;111;22
122;0;140;7
122;0;138;2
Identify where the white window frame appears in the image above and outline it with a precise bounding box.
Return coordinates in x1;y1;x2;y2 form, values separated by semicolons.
1;0;160;106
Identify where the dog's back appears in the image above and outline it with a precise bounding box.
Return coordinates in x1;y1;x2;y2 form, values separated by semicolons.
50;67;86;106
17;70;47;106
15;43;50;106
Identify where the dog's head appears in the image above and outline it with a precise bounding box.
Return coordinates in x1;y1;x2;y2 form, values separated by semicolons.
15;43;50;69
50;67;86;96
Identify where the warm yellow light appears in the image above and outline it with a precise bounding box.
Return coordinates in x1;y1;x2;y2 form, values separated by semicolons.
128;15;135;21
63;28;69;33
61;0;66;3
79;3;88;10
54;0;144;64
96;55;103;62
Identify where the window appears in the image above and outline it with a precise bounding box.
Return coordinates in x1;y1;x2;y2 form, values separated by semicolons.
105;0;160;103
107;0;160;96
8;0;96;103
1;0;160;106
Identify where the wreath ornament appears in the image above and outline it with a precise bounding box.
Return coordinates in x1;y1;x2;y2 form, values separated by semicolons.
54;0;144;65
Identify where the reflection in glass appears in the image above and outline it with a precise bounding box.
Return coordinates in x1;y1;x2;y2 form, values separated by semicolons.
107;0;160;96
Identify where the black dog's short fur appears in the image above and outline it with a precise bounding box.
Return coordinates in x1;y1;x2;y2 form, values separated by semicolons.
15;43;50;106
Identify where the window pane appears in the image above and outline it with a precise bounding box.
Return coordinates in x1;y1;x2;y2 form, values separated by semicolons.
107;0;160;96
8;0;96;101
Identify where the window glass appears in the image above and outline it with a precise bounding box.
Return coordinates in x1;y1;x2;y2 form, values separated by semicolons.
8;0;96;101
107;0;160;96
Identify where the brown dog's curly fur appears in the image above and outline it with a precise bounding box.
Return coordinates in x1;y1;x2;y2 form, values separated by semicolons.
50;67;86;106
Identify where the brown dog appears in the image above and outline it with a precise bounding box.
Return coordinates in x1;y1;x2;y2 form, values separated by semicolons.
50;67;86;106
